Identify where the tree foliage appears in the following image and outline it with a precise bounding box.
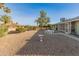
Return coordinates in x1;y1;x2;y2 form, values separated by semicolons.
3;7;11;13
0;3;12;37
0;3;11;13
0;15;11;24
35;10;50;27
0;3;11;24
16;26;27;32
0;3;4;9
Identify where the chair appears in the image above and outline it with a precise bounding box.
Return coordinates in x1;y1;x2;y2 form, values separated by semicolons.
38;34;44;42
44;30;54;35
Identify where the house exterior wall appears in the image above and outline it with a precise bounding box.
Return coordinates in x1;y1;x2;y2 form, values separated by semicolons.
65;22;71;34
56;22;71;34
53;18;79;35
53;22;72;34
56;21;79;35
75;21;79;35
52;25;58;30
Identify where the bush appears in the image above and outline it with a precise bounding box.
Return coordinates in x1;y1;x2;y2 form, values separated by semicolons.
47;24;53;30
25;26;36;31
27;26;33;31
32;26;36;30
0;25;8;37
16;26;27;32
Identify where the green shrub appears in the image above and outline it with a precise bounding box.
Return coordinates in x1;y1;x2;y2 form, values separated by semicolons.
0;25;8;37
27;26;32;31
24;26;36;31
16;26;27;32
47;24;53;30
32;26;36;30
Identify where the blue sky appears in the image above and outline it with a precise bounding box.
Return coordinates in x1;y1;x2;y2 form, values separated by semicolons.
1;3;79;25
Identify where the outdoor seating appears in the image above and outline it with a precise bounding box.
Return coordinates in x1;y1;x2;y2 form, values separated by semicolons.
44;30;54;35
38;34;44;42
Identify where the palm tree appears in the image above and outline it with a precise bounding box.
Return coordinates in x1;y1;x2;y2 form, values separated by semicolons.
35;10;50;29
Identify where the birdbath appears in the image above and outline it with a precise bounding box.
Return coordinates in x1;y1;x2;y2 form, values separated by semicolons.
38;34;44;42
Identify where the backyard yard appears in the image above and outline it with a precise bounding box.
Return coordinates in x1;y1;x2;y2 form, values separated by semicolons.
1;3;79;56
0;30;79;56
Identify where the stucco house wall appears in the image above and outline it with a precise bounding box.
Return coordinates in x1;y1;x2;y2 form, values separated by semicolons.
75;21;79;35
52;16;79;35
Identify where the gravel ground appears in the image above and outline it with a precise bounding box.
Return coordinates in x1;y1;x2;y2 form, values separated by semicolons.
0;30;79;56
0;30;37;56
16;30;79;56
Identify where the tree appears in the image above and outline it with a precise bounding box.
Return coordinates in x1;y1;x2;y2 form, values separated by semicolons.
0;3;11;37
47;24;53;30
0;3;4;9
35;10;50;28
3;7;11;13
0;15;11;24
0;3;11;24
0;3;11;13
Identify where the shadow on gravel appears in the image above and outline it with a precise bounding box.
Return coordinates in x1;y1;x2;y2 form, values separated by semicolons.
16;30;79;56
15;29;51;56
